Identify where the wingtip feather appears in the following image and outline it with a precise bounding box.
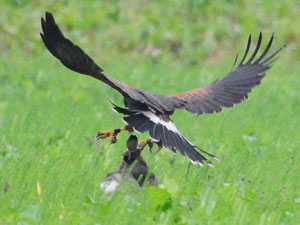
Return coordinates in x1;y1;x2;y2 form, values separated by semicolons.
45;12;54;22
246;32;262;65
239;34;252;66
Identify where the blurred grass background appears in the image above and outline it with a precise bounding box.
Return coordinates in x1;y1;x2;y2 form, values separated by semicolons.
0;0;299;224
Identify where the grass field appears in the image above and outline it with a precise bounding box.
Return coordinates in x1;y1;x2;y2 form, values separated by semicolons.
1;1;300;224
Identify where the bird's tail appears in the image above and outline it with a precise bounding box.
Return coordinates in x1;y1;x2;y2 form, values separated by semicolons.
110;102;219;166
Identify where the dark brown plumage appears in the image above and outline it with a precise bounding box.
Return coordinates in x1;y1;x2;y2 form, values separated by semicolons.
41;12;284;166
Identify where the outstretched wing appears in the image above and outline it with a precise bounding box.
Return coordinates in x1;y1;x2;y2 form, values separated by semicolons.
40;12;138;95
40;12;174;113
41;12;284;115
170;33;285;115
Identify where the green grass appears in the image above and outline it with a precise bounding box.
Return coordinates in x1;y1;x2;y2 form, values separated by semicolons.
1;1;300;224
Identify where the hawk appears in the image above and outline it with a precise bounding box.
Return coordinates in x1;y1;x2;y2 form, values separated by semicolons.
41;12;284;167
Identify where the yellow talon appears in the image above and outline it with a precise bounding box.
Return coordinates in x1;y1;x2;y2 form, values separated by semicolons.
96;130;117;143
137;140;148;150
96;125;133;144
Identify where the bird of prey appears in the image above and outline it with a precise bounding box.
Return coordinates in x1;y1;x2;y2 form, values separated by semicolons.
41;12;284;167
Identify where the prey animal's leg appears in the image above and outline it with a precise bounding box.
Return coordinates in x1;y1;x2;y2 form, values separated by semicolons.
96;125;133;144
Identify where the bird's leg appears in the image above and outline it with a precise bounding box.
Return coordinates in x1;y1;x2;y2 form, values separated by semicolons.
96;125;133;144
137;139;162;154
137;140;148;151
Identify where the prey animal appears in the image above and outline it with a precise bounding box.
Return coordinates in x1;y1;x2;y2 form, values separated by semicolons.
41;12;284;167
